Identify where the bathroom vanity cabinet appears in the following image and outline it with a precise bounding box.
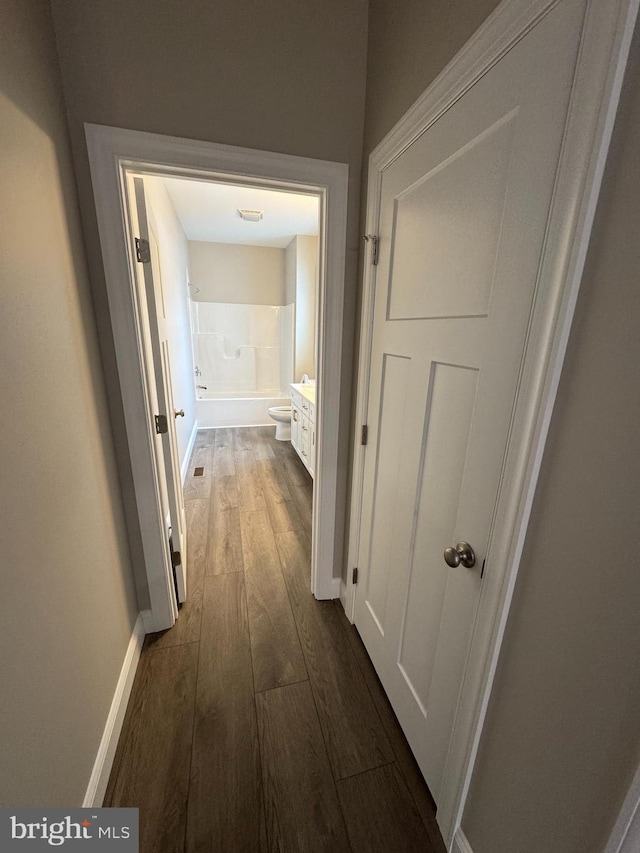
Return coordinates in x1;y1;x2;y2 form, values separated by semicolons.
290;383;315;478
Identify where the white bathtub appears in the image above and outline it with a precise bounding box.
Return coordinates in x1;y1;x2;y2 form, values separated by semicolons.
196;394;290;428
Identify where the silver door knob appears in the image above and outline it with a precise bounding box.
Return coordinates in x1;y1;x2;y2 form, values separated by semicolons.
174;409;185;418
444;541;476;569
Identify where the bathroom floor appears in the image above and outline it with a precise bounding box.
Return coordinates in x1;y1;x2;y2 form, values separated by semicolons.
104;426;445;853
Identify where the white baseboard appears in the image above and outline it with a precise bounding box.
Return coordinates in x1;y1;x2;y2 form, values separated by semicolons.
82;613;146;807
197;422;275;430
452;828;474;853
181;419;199;483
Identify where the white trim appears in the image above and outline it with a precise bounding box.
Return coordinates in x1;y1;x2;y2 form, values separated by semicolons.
86;138;178;633
181;418;199;484
605;765;640;853
86;126;348;622
345;0;638;846
82;613;146;807
197;423;275;430
452;828;474;853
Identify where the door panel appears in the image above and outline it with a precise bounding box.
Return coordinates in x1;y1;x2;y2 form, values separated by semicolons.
397;362;479;713
364;353;412;635
388;110;517;321
159;337;188;601
356;0;586;803
133;177;188;603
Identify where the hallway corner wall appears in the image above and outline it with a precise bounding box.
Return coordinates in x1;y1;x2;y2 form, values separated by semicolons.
50;0;369;584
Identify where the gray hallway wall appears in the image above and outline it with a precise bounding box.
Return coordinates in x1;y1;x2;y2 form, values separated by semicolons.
0;0;138;806
9;0;637;828
50;0;369;586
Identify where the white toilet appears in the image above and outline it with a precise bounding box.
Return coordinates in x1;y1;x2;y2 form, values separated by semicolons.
268;406;292;441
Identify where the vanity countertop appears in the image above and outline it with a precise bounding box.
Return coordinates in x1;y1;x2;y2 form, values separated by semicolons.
291;382;316;405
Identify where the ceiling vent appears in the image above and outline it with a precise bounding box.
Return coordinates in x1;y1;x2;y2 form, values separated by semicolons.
238;208;264;222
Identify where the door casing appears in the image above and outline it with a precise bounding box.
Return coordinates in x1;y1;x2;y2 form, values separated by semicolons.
86;125;349;632
345;0;638;847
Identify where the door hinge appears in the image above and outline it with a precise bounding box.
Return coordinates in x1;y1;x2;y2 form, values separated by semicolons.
362;234;379;266
171;550;182;568
361;424;368;446
135;237;150;263
352;567;359;585
154;414;168;434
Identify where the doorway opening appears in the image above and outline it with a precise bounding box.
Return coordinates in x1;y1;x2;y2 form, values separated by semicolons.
132;172;321;617
86;126;348;631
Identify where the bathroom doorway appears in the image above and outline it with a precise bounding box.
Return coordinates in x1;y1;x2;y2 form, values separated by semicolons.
87;125;348;630
173;178;320;436
134;172;321;625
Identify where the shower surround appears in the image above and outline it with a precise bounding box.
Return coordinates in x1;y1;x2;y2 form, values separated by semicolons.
191;301;294;427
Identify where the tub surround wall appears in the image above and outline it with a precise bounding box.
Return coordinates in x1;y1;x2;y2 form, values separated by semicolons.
192;299;294;427
188;241;286;305
191;302;294;398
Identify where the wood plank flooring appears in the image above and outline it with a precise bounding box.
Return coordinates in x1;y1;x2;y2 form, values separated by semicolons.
105;426;445;853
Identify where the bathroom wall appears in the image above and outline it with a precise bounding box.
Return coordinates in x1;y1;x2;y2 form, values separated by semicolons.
0;0;138;805
285;237;297;305
285;235;318;381
143;178;196;469
188;241;286;305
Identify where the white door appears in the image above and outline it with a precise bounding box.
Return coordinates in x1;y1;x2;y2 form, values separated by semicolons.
130;177;188;602
355;0;586;802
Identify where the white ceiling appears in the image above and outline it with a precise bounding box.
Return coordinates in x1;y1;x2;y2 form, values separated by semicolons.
162;177;319;248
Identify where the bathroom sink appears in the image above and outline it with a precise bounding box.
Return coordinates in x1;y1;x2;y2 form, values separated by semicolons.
291;382;315;405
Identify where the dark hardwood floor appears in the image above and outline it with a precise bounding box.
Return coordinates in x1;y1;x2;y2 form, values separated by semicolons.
105;426;445;853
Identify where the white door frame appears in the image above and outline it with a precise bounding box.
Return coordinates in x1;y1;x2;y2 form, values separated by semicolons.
605;764;640;853
86;125;348;631
344;0;638;847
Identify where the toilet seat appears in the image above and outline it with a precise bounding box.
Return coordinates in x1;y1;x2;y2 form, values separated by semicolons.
268;406;292;440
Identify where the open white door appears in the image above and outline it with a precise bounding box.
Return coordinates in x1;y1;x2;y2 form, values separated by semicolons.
355;0;588;809
128;176;188;603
